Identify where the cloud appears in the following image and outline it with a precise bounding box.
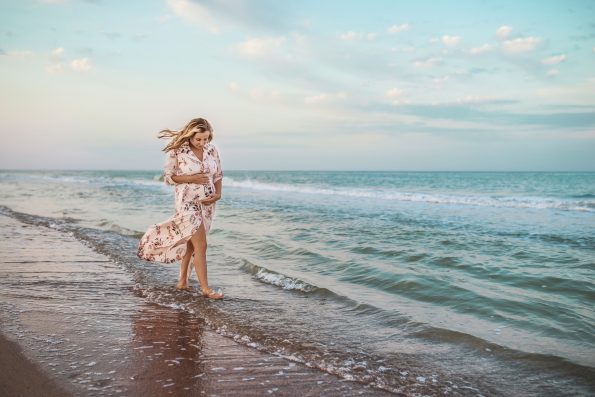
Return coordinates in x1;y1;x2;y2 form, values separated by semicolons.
249;87;280;101
542;54;566;65
304;91;346;105
390;46;415;53
431;75;450;86
339;31;358;41
167;0;291;33
442;35;461;47
370;100;595;130
546;68;559;77
469;44;493;55
167;0;219;33
228;81;239;92
103;31;121;40
387;24;410;34
71;57;92;71
132;33;149;40
157;14;173;23
338;31;376;41
385;88;403;99
496;25;513;39
2;50;35;60
450;95;501;105
385;88;410;105
502;37;540;54
413;57;442;68
237;36;286;57
45;63;64;74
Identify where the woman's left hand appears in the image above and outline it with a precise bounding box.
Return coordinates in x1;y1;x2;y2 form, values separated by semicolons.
200;193;221;205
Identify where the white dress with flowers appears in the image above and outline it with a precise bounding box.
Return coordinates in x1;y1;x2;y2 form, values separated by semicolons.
137;141;223;264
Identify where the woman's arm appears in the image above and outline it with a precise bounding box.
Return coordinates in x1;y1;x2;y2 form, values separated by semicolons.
171;174;209;184
200;145;223;204
200;178;222;205
214;178;222;196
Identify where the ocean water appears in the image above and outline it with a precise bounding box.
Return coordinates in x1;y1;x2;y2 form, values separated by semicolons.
0;170;594;396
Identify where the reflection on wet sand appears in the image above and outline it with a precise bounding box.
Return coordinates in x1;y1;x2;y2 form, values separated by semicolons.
130;305;207;395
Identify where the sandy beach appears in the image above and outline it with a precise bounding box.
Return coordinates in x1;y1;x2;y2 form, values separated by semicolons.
0;213;395;396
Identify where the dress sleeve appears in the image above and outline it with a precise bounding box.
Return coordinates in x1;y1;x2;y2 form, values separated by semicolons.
212;145;223;184
163;150;178;186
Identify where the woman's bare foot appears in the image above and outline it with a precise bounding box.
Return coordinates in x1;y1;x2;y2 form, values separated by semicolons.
201;287;224;300
175;282;193;291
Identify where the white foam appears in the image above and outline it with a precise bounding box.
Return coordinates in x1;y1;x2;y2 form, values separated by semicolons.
225;177;594;212
253;268;315;292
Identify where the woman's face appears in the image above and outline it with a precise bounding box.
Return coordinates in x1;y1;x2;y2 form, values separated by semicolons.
189;128;211;149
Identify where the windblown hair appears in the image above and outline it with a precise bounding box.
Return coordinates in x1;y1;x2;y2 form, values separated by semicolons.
158;118;214;152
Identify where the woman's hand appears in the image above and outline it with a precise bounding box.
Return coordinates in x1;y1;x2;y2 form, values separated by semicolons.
189;173;210;184
200;193;221;205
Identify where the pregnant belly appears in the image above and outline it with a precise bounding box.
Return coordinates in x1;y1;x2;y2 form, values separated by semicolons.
186;183;215;201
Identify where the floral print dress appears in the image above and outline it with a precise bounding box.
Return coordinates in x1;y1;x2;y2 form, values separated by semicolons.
137;141;223;264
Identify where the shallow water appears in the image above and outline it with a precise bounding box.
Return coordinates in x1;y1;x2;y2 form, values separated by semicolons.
0;170;594;396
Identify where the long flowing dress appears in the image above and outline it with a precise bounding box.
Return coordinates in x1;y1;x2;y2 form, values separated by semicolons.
137;141;223;264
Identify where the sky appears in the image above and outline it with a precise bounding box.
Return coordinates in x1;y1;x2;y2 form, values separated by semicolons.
1;0;594;171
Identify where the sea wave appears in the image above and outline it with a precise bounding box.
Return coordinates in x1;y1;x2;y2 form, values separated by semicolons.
239;259;317;292
225;177;595;212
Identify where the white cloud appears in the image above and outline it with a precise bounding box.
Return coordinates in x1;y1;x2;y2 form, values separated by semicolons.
228;81;239;92
71;57;91;71
339;31;375;41
413;57;441;68
2;50;35;60
502;37;540;54
453;95;495;105
542;54;566;65
387;24;410;34
304;91;346;105
546;68;559;77
496;25;513;39
385;88;409;105
390;46;415;53
340;31;358;41
157;14;173;23
469;44;492;55
385;88;403;99
432;75;450;87
45;63;64;74
167;0;218;33
51;47;64;57
442;35;461;47
238;36;285;57
249;88;280;101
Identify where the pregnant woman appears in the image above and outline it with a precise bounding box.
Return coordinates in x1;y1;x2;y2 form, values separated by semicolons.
137;117;224;300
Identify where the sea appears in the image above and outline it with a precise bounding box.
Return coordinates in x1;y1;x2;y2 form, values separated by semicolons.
0;170;594;396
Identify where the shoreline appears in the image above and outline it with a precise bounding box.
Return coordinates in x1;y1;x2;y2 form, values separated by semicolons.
0;332;72;397
0;213;395;396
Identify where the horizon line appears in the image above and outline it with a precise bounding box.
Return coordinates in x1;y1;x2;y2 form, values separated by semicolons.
1;168;594;173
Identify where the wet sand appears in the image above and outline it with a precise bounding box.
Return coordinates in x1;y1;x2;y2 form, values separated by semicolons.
0;214;395;396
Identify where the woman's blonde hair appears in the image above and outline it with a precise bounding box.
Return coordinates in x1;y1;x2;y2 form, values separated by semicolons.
158;118;214;152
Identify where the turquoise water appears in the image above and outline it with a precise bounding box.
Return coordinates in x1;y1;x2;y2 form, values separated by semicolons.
1;170;594;395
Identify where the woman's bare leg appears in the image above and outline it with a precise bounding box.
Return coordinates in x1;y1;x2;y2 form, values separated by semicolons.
177;240;194;289
189;223;223;298
189;224;208;290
